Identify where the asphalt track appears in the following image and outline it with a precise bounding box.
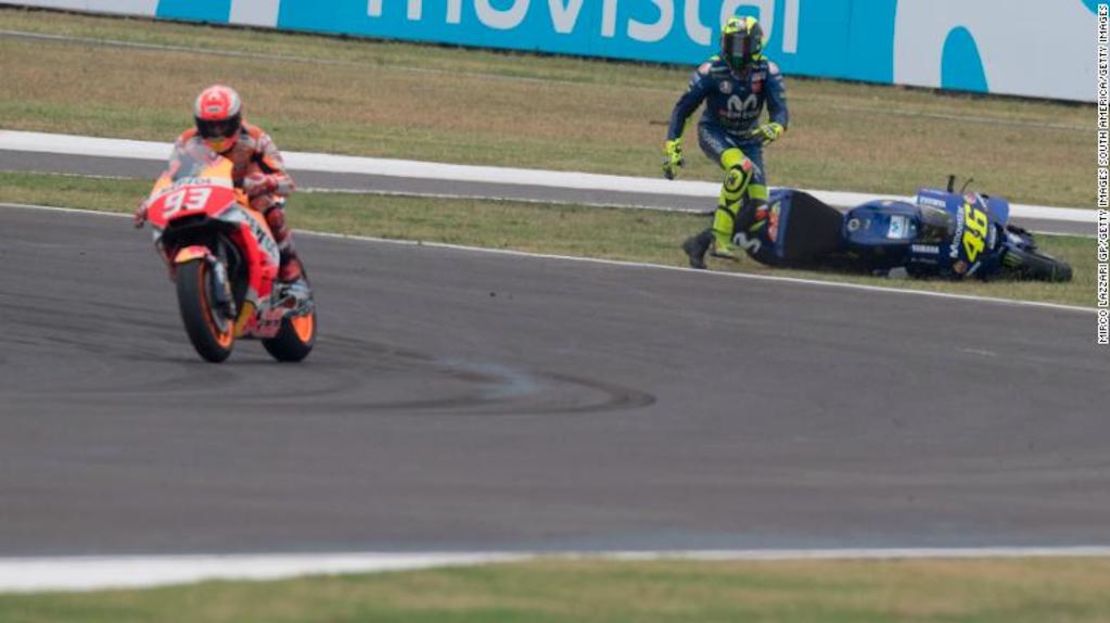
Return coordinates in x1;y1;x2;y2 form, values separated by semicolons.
0;149;1092;236
1;205;1108;557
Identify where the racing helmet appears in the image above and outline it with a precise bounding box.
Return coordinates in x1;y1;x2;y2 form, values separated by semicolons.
721;16;764;73
193;85;242;154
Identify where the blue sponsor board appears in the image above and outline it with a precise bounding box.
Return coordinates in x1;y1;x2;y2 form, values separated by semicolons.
265;1;898;83
13;0;1098;101
279;0;1097;102
157;0;230;22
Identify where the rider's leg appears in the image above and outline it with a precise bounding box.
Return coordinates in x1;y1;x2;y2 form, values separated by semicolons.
710;147;756;259
252;194;303;282
683;125;752;268
731;144;768;246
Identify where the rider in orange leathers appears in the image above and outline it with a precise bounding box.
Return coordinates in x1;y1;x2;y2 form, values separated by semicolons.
137;84;304;283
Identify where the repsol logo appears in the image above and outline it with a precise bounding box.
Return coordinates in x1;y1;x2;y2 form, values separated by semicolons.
367;0;799;46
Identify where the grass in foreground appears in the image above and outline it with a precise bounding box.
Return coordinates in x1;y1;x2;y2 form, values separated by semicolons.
0;7;1093;208
0;171;1097;307
4;558;1110;623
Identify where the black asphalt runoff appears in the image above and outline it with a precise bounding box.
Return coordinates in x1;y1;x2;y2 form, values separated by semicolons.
0;149;1092;236
0;206;1107;556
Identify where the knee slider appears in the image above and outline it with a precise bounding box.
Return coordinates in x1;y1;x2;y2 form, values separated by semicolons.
264;205;285;230
722;161;754;202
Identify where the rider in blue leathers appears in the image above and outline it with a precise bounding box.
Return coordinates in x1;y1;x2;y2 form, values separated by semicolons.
663;16;790;269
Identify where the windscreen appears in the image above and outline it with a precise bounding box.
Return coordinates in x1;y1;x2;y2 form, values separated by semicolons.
917;206;956;244
164;140;232;184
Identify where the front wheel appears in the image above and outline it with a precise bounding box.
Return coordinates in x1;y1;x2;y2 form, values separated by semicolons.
176;259;235;362
262;309;316;362
1002;247;1073;282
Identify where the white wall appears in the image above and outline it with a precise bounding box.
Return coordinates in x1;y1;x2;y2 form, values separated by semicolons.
894;0;1096;102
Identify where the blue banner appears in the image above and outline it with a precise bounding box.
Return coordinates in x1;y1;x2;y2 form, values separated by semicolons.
12;0;1099;102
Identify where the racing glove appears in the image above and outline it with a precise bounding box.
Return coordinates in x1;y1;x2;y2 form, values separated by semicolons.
751;122;785;145
133;197;149;228
243;173;279;198
662;138;684;180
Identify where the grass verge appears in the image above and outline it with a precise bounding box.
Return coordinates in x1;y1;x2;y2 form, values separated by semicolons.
0;171;1096;307
0;7;1093;208
4;557;1110;623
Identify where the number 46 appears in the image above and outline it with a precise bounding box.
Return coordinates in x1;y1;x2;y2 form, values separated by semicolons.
962;203;989;262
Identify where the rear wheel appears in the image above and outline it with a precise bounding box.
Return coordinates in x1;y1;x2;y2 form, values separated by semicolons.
262;309;316;362
1003;247;1073;282
176;259;235;362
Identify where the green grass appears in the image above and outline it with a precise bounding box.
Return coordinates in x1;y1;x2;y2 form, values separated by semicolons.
4;558;1110;623
0;171;1096;307
0;7;1093;208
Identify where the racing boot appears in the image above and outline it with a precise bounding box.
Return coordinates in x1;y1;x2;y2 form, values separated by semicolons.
682;229;713;269
278;250;305;283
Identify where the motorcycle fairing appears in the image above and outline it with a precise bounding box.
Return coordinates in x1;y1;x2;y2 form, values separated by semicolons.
173;245;213;265
145;140;290;340
913;189;1008;278
752;189;845;266
734;183;1064;281
217;204;285;339
146;183;239;232
841;200;920;271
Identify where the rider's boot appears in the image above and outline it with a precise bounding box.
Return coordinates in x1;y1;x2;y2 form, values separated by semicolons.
682;229;713;269
279;251;305;283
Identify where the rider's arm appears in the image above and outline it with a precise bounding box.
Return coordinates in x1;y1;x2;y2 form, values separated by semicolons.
666;64;712;141
252;129;296;196
765;61;789;130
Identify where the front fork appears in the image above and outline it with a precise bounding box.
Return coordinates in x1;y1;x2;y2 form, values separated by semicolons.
209;257;236;320
173;245;236;320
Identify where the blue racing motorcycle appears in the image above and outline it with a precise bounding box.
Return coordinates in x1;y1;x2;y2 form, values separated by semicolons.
737;177;1072;282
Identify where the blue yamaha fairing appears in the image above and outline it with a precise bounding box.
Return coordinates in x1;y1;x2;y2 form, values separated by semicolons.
743;184;1070;282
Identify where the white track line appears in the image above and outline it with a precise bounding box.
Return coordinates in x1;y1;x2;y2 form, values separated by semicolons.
0;552;525;593
0;130;1094;222
0;202;1094;314
3;547;1110;593
301;186;697;212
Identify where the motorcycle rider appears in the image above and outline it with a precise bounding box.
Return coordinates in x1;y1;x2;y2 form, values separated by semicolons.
136;84;304;283
663;15;790;269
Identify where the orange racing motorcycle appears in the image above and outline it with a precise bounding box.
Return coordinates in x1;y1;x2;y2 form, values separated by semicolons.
140;140;315;363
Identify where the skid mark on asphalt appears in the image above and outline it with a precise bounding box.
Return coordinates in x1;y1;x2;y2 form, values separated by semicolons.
1;324;656;417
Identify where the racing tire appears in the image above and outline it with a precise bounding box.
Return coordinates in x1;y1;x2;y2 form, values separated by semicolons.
1005;247;1073;282
262;309;316;362
176;259;235;362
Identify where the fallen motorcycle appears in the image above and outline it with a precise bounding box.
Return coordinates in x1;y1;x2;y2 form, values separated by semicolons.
733;177;1072;282
140;140;316;362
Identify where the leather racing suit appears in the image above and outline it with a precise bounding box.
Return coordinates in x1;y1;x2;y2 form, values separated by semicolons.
668;55;789;257
175;121;302;282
